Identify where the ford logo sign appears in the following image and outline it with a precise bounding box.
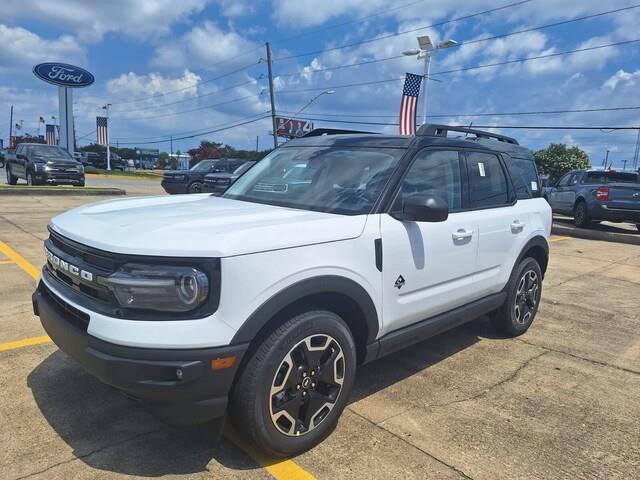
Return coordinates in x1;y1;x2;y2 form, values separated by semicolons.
33;62;95;88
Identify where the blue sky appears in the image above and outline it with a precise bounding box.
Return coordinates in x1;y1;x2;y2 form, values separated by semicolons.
1;0;639;168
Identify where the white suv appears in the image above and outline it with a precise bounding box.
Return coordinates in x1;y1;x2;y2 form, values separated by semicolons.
33;125;551;457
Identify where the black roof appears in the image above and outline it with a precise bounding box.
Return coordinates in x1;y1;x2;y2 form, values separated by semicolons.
286;125;534;159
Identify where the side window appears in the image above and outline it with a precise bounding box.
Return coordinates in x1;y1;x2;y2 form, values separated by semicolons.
466;152;509;208
396;150;462;211
556;172;572;187
16;145;23;155
507;157;540;199
568;173;580;186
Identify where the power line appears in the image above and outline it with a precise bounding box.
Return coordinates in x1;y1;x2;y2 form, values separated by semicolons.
272;0;533;61
276;38;640;94
108;60;264;106
110;78;262;114
274;4;640;79
280;105;640;119
115;114;272;145
111;93;264;121
271;0;429;45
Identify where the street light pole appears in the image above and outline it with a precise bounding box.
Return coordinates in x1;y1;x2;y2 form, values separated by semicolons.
102;103;111;171
403;35;457;126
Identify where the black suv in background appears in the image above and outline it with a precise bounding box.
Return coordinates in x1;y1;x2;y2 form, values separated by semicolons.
161;158;246;194
545;169;640;230
6;144;85;186
203;160;256;195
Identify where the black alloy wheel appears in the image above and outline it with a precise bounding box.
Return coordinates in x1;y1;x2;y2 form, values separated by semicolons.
574;201;589;228
513;269;539;326
230;310;356;457
188;181;203;193
490;257;543;337
270;334;345;437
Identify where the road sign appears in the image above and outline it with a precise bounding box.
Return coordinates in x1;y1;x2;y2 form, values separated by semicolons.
275;117;314;138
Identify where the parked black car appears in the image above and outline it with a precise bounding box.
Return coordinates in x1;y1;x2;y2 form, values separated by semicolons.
545;169;640;230
161;158;246;194
6;143;85;186
0;149;6;168
203;160;256;195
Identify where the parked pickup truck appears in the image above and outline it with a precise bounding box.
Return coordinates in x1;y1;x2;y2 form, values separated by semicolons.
545;169;640;230
6;143;85;187
202;160;256;195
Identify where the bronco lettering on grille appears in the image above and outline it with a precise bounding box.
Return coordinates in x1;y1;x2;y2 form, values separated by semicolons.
44;246;94;282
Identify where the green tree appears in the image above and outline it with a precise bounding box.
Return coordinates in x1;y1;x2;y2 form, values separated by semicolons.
533;143;591;183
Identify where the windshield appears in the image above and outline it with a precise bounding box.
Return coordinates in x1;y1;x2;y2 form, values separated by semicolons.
234;162;254;175
223;146;404;215
190;160;216;172
29;146;72;159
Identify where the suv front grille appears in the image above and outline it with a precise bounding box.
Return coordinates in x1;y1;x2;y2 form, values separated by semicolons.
41;281;90;332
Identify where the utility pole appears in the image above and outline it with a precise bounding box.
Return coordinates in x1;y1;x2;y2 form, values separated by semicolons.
256;135;259;152
633;127;640;171
9;105;13;148
622;159;628;170
266;42;278;149
604;149;610;169
170;135;173;156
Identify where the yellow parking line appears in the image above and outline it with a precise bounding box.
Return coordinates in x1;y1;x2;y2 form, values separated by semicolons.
0;241;41;280
550;236;571;243
0;259;14;265
225;425;317;480
0;335;51;352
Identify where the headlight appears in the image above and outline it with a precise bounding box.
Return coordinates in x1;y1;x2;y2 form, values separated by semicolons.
99;264;209;313
43;165;52;171
173;174;186;180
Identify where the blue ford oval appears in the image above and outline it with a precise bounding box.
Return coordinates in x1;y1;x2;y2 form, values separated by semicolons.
33;63;95;88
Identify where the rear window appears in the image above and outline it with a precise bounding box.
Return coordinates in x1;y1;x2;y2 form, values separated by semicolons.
584;171;639;184
507;157;540;199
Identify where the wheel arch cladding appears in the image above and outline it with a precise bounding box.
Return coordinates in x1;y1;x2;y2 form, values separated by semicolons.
231;275;379;364
518;236;549;277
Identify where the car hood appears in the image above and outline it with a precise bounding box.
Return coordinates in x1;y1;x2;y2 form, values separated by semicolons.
49;194;368;257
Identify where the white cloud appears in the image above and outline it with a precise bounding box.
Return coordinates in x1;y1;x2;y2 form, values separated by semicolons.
0;24;85;74
151;22;259;72
0;0;208;42
603;69;640;90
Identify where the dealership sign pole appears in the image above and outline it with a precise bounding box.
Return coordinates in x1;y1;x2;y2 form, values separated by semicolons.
33;63;95;154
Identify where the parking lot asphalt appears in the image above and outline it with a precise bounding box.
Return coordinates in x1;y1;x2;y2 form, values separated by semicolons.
1;188;639;480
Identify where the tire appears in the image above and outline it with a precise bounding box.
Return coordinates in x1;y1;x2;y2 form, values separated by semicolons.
573;200;590;228
490;257;543;337
6;166;17;185
188;181;203;193
230;310;356;457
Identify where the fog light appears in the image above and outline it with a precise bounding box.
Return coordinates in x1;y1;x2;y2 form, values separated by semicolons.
176;368;183;380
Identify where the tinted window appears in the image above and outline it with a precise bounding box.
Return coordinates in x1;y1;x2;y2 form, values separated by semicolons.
585;171;639;184
467;152;509;207
396;150;462;211
224;147;403;215
508;157;540;199
557;172;573;187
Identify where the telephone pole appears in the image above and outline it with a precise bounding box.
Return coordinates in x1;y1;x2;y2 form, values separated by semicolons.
633;127;640;170
265;42;278;149
9;105;13;148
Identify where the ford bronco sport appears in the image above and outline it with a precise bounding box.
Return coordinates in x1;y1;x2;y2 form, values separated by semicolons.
33;124;551;457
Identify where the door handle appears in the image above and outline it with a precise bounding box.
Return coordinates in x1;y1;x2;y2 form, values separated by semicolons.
452;228;474;241
510;220;526;232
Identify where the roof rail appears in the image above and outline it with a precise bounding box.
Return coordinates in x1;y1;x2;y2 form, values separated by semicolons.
416;124;518;145
302;128;378;137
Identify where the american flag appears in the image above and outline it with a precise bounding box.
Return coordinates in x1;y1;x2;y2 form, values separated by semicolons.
45;124;56;145
96;116;108;145
399;73;422;136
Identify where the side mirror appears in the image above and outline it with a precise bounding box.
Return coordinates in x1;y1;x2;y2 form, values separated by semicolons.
392;194;449;222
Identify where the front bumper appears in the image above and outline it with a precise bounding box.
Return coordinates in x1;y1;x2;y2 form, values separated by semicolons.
35;172;84;185
33;281;248;426
161;180;188;194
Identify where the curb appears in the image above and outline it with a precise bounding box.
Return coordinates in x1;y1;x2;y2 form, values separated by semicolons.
0;187;126;196
552;222;640;246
